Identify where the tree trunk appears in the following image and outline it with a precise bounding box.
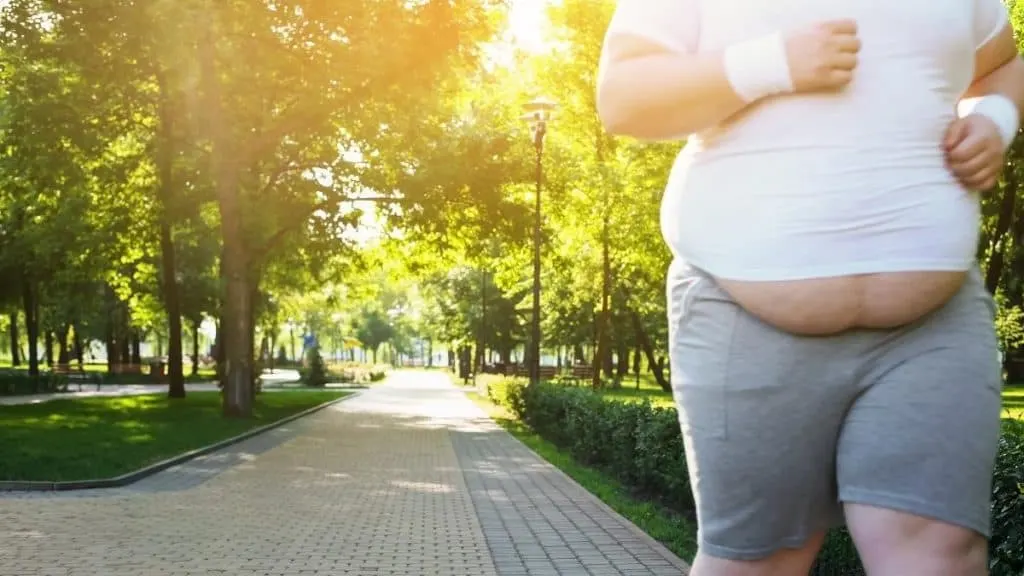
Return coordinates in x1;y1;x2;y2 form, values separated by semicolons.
630;309;670;392
247;283;260;395
213;318;224;381
44;330;54;366
615;342;629;378
602;330;615;379
201;17;253;416
57;325;70;364
156;70;186;399
594;212;612;388
8;312;19;366
21;278;39;378
73;325;84;369
985;170;1019;293
192;318;201;376
632;347;641;389
105;289;116;374
267;333;275;373
120;329;132;367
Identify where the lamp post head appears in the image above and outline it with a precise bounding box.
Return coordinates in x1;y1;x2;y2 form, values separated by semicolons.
522;96;556;147
522;96;556;120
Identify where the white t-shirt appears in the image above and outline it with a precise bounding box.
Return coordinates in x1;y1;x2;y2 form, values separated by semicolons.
606;0;1010;281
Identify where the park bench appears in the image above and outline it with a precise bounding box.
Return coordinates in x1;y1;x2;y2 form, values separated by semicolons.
110;363;143;375
564;364;595;386
510;365;558;381
51;363;102;391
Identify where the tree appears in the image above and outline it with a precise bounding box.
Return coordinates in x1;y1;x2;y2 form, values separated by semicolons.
355;309;395;365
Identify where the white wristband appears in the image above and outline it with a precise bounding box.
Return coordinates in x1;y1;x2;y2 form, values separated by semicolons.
722;32;795;103
957;94;1020;150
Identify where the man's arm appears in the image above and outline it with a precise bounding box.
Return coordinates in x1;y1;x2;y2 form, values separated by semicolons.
946;24;1024;191
963;25;1024;110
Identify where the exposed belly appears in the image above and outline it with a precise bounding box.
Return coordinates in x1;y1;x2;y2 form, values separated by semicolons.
719;271;966;335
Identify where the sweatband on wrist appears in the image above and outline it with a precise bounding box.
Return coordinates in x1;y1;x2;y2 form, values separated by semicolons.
957;94;1020;150
722;32;795;103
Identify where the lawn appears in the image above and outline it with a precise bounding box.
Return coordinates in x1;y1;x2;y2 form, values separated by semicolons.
465;388;699;562
1002;386;1024;419
0;361;218;381
0;390;348;482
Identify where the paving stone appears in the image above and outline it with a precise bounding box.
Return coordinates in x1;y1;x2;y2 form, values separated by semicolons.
449;386;689;575
0;372;690;575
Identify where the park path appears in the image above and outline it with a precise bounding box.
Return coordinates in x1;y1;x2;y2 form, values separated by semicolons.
0;371;689;575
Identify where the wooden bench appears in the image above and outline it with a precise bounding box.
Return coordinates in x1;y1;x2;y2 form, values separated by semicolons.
564;364;595;386
110;364;143;375
510;365;558;381
52;364;102;391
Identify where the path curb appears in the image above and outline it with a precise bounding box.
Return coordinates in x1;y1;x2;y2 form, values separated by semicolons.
0;391;361;492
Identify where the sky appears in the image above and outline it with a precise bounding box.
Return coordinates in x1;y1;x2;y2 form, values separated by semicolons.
507;0;553;54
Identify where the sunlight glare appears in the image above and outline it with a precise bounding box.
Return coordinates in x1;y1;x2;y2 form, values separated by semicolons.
507;0;555;54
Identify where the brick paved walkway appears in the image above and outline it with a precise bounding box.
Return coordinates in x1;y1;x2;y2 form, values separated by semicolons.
0;372;689;575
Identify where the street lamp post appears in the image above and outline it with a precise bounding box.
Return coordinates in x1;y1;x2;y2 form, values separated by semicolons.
522;96;556;386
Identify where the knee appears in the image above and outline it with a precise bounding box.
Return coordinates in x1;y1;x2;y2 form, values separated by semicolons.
864;531;986;576
849;505;988;575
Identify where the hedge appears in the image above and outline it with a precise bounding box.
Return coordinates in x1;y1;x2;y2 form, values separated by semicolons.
0;371;67;396
487;379;1024;575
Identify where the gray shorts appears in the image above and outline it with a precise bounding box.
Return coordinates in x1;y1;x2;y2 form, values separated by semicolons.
667;260;1003;561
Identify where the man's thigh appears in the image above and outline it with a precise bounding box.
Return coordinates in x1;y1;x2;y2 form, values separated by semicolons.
668;262;852;560
837;269;1002;542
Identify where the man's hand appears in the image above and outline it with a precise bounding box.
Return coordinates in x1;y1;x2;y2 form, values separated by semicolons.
944;114;1006;191
785;20;861;93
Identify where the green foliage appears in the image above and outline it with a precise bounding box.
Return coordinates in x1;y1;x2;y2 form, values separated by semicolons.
369;367;389;382
990;419;1024;576
299;344;328;388
0;372;63;396
995;293;1024;354
354;309;395;361
489;381;1024;574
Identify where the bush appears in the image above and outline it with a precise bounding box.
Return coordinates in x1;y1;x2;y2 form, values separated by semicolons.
990;420;1024;576
299;345;328;387
484;379;1024;574
0;371;66;396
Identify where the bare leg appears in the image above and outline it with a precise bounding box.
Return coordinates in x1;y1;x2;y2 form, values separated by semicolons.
846;503;987;576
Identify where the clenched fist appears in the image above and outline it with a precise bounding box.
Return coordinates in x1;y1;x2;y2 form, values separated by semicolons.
945;114;1006;191
785;20;861;93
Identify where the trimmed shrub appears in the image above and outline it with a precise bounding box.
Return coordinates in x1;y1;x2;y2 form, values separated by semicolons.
0;370;71;396
368;366;388;382
483;378;1024;574
299;345;328;387
990;420;1024;576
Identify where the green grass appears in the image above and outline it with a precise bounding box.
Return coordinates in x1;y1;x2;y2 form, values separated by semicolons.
0;361;216;375
466;389;698;562
1001;386;1024;419
0;390;348;482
